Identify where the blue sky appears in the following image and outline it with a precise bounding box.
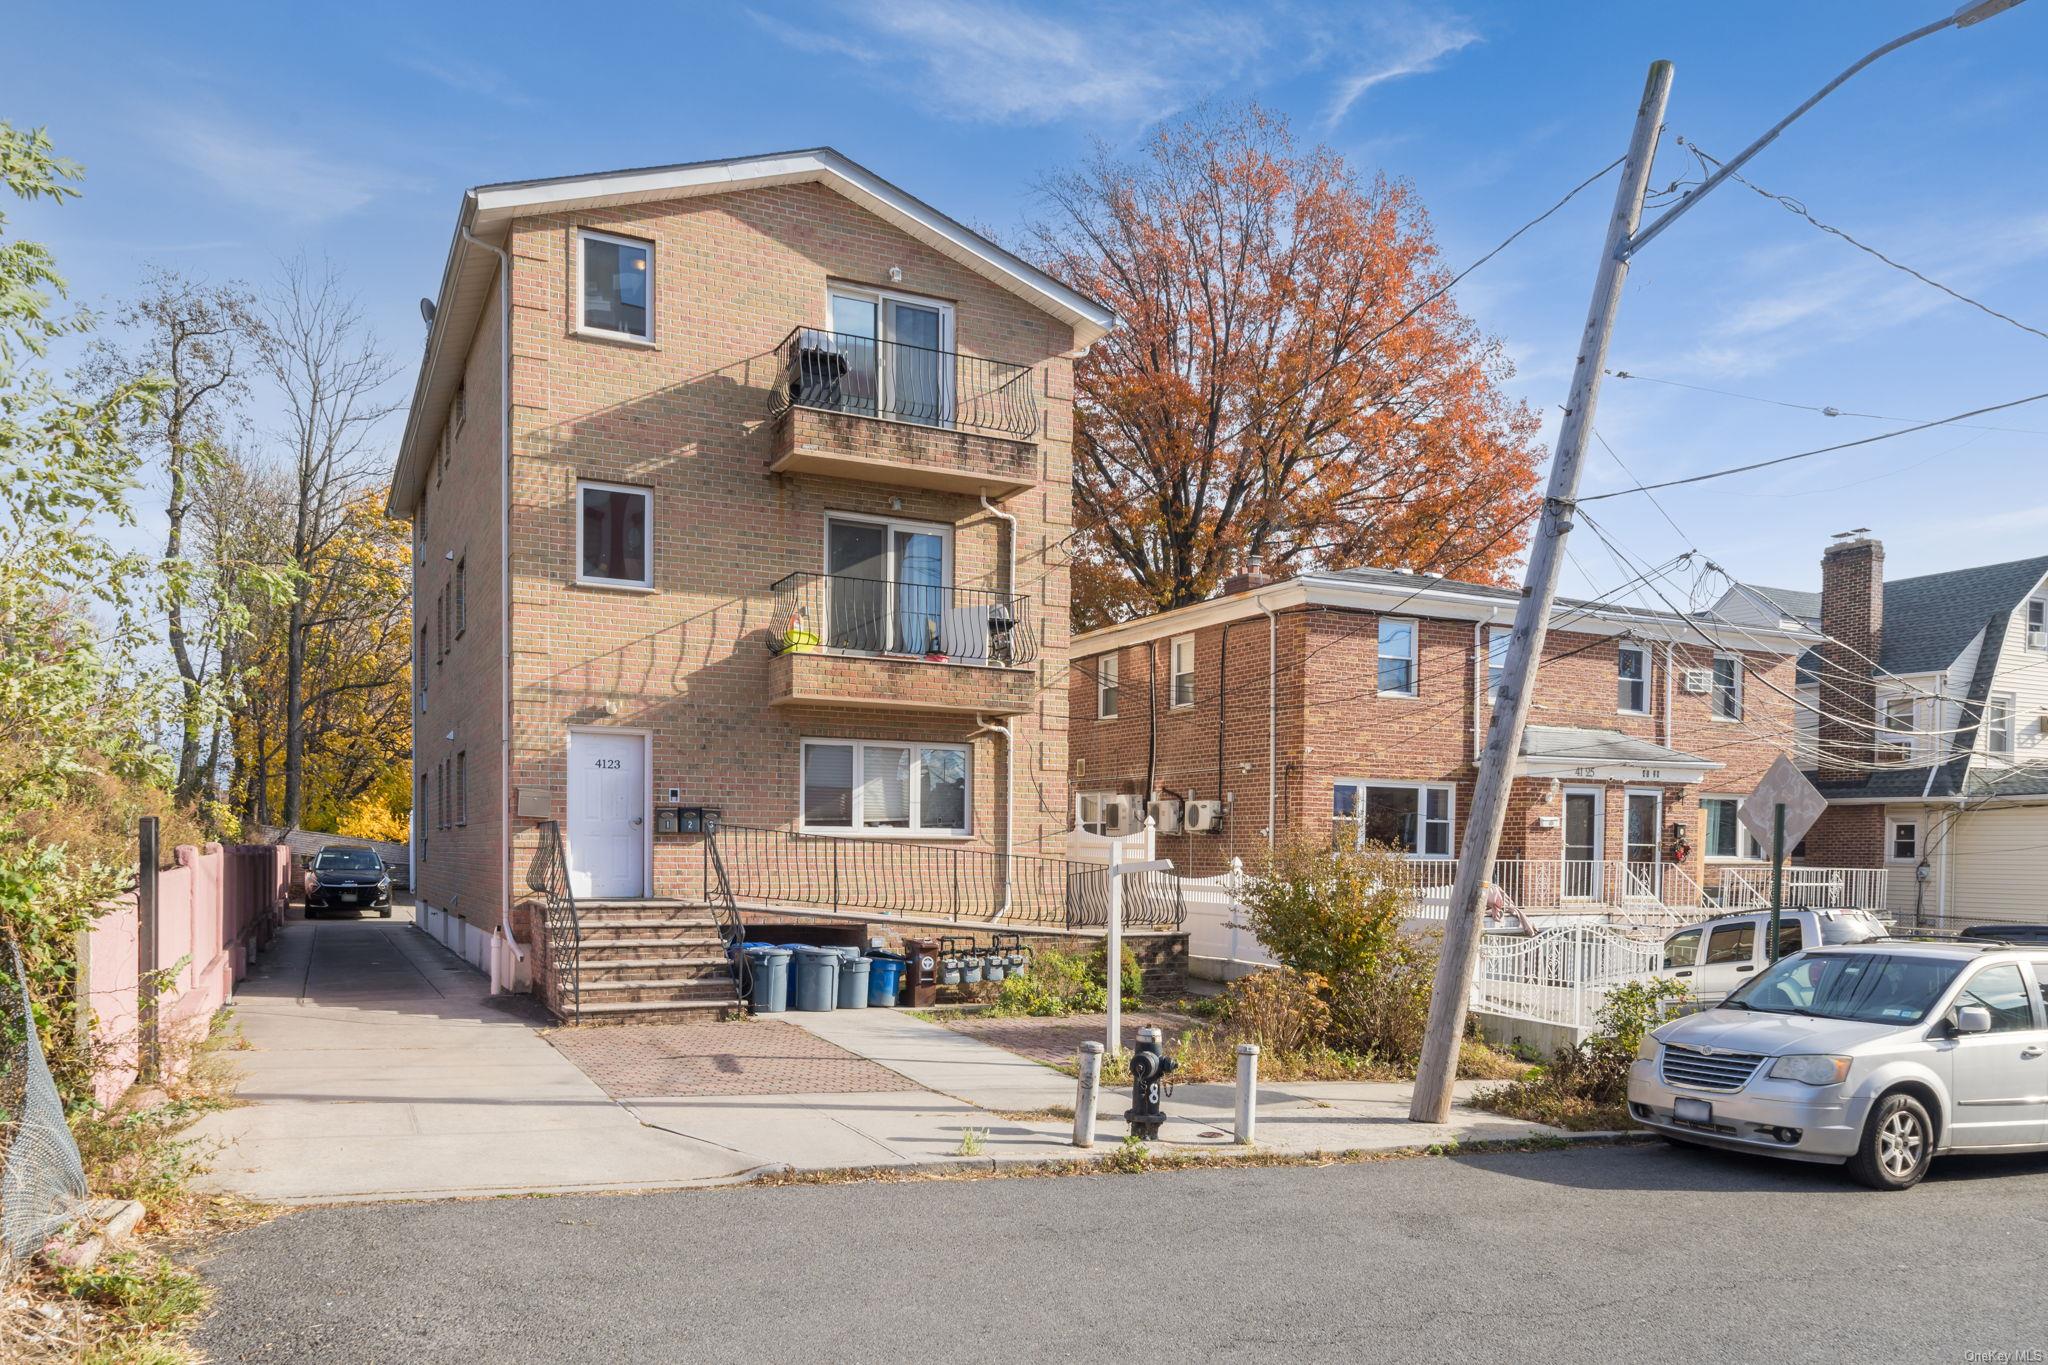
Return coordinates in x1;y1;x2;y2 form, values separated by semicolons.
12;0;2048;607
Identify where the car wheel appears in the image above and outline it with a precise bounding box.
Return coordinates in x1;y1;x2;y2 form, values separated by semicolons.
1848;1093;1934;1190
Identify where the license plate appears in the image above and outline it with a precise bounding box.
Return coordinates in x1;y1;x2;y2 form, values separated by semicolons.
340;893;358;904
1674;1096;1713;1125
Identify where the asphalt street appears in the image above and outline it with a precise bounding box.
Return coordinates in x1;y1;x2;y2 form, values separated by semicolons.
194;1140;2048;1364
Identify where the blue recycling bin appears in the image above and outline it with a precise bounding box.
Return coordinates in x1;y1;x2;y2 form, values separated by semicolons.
866;954;905;1006
790;946;841;1011
745;946;791;1013
836;954;871;1009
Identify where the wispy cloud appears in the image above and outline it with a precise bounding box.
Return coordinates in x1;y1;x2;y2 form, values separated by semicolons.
746;0;1474;128
394;52;531;106
148;111;415;223
1322;15;1480;128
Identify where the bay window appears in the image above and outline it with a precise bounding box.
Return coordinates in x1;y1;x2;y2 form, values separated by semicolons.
801;739;971;835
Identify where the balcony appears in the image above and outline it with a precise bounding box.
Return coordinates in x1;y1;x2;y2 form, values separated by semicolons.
767;328;1041;497
765;571;1037;715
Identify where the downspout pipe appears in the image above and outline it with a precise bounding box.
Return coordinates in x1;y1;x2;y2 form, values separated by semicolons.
972;715;1014;916
461;224;524;988
1254;595;1278;849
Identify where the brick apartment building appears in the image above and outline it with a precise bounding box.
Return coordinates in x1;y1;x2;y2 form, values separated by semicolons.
386;149;1113;1014
1068;565;1818;913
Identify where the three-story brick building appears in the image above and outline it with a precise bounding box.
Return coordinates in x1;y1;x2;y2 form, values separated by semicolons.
388;150;1112;1017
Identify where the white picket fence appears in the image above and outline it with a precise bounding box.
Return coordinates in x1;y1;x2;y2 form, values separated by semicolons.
1177;858;1663;1030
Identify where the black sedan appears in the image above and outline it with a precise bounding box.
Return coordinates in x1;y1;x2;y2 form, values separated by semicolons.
304;846;394;917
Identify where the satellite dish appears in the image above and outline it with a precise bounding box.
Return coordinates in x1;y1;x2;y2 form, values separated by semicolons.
419;297;437;326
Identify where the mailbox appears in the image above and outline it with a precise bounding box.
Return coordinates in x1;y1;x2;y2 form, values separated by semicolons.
654;808;681;835
674;806;723;835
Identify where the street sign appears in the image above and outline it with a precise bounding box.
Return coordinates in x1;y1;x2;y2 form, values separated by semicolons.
1739;755;1828;851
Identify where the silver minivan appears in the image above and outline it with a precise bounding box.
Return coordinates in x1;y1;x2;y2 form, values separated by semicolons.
1630;941;2048;1189
1656;908;1888;1006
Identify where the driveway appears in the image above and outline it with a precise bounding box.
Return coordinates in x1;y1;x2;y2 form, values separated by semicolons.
190;909;761;1202
193;1141;2048;1362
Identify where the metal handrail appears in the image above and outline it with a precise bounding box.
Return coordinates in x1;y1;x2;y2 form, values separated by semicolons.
770;326;1038;439
769;571;1037;667
701;824;1184;931
524;820;582;1017
701;826;751;1004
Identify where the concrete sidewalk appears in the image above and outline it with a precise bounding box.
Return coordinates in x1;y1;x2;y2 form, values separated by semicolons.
190;914;764;1203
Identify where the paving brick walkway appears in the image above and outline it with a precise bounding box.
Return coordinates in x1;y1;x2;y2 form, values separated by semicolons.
546;1019;921;1099
932;1011;1198;1068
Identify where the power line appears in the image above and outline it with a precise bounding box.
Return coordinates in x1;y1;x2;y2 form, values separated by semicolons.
1678;135;2048;348
1578;388;2048;501
1604;369;2048;436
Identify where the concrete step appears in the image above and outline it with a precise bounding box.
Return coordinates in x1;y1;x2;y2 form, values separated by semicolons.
576;901;720;925
562;995;741;1025
575;929;729;950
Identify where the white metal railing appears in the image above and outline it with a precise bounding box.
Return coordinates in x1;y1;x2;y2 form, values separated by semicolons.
1471;926;1663;1032
1706;865;1888;911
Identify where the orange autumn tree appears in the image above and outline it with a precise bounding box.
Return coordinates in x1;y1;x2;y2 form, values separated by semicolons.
1030;105;1545;628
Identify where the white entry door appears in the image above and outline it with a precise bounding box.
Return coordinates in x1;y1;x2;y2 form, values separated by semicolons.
566;730;646;899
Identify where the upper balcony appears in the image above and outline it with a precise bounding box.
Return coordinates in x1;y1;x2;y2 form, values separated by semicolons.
767;327;1041;498
765;571;1037;715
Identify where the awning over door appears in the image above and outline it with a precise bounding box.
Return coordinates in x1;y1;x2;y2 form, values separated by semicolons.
1515;725;1721;785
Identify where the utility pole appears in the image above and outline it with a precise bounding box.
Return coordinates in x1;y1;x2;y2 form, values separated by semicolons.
1409;62;1673;1123
1410;1;2031;1124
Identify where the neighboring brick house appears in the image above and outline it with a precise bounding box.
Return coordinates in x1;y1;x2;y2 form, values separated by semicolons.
1762;536;2048;928
1068;565;1829;916
386;149;1113;1011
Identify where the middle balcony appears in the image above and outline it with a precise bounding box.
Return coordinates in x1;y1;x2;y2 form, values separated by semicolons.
766;571;1038;716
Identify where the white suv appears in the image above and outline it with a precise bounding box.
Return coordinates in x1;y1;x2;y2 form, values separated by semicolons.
1656;908;1888;1007
1629;941;2048;1189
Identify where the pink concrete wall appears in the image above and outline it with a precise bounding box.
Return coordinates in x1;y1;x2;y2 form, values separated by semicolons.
83;842;287;1109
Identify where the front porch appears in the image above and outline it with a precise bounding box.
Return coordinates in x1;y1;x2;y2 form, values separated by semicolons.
1395;857;1890;932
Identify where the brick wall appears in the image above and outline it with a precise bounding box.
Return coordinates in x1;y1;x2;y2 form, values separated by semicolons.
1817;537;1884;782
1802;804;1886;869
1071;600;1802;883
404;181;1082;936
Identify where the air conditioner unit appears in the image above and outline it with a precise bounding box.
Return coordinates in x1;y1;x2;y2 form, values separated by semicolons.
1101;795;1143;837
1681;668;1713;694
1148;797;1183;835
1186;799;1225;834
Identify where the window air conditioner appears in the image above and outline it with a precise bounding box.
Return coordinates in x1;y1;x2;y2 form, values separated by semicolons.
1681;668;1713;694
1185;799;1225;834
1148;797;1183;835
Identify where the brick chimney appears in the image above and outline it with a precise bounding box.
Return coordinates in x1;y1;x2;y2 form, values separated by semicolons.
1221;558;1277;596
1817;535;1884;782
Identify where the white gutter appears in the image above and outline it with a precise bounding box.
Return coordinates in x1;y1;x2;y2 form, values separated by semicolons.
1472;621;1486;764
461;225;523;989
1662;642;1676;749
978;491;1016;601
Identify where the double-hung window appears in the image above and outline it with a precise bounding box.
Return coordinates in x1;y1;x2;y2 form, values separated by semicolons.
1881;696;1916;762
1096;653;1119;718
577;481;652;588
1486;626;1511;705
1711;654;1742;720
2030;599;2047;651
1378;617;1417;697
577;229;653;341
1331;780;1454;857
1701;796;1765;860
1170;636;1195;708
1617;643;1649;714
1987;693;2016;756
801;739;970;835
1889;819;1920;863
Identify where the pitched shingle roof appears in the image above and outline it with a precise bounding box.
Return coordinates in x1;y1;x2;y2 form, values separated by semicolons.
1797;554;2048;682
1737;584;1821;621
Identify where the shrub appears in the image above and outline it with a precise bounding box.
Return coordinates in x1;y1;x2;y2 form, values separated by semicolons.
1475;977;1692;1129
1216;967;1330;1054
988;944;1140;1017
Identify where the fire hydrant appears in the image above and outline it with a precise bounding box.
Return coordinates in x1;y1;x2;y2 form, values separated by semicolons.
1124;1025;1177;1139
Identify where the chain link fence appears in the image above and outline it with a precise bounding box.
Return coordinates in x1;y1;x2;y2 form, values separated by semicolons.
0;933;87;1266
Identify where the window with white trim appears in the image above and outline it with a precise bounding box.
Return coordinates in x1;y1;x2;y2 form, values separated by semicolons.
578;229;652;340
1711;654;1742;720
1169;635;1195;708
1075;791;1115;836
1888;818;1919;863
1986;694;2015;755
1617;642;1649;714
1486;626;1511;705
577;481;652;587
1331;780;1454;857
1701;796;1766;861
1378;617;1417;697
2029;598;2047;651
1096;653;1119;719
801;739;971;835
1881;695;1916;763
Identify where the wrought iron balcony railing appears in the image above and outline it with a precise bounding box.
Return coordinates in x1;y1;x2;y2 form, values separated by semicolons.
770;572;1037;667
772;326;1038;440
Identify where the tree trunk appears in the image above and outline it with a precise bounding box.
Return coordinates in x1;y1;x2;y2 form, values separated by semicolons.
282;595;306;826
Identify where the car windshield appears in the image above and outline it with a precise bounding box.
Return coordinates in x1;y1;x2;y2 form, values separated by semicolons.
1819;912;1887;946
314;850;382;872
1724;952;1963;1025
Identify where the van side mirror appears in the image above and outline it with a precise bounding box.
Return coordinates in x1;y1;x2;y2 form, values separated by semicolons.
1953;1005;1994;1036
